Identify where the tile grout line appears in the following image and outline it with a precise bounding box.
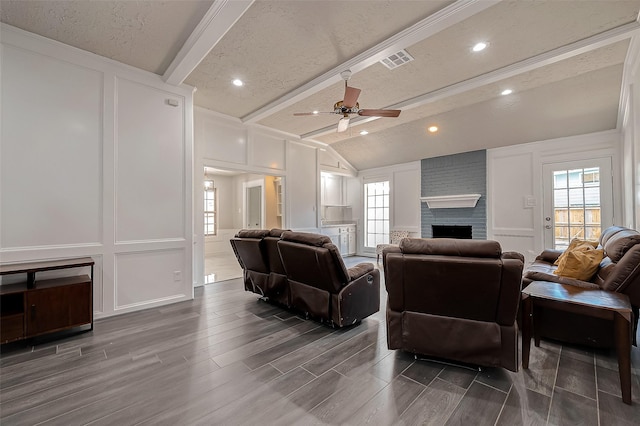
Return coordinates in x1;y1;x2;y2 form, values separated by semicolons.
397;385;428;419
493;383;514;426
474;378;510;395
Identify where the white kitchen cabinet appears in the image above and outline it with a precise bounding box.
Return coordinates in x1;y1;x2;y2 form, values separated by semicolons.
321;224;356;256
321;174;344;206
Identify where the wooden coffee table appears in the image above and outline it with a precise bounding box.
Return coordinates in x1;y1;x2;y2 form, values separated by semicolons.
521;281;633;405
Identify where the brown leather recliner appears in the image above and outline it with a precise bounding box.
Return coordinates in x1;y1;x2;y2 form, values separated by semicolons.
277;231;380;327
262;228;290;306
230;229;289;305
383;238;524;371
522;226;640;347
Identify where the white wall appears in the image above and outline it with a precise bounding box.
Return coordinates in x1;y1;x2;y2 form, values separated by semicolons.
356;161;422;256
487;130;622;265
0;24;194;318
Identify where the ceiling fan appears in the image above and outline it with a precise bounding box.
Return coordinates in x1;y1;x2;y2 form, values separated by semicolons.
294;70;401;132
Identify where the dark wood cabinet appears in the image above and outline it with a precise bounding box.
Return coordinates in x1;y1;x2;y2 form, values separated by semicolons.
0;258;94;344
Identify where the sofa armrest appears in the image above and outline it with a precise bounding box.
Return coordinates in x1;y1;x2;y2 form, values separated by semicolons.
496;256;525;325
348;262;374;281
332;269;381;327
382;246;402;271
502;251;524;262
536;249;564;264
523;270;600;290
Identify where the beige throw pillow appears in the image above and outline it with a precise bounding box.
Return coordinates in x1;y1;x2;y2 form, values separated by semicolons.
554;246;604;281
554;238;599;265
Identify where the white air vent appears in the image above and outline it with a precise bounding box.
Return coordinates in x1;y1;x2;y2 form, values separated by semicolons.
380;49;414;70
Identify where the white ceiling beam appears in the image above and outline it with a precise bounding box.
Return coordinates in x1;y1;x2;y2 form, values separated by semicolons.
242;0;500;124
163;0;254;86
302;21;640;139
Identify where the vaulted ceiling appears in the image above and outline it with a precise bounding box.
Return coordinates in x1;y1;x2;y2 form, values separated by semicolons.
2;0;640;170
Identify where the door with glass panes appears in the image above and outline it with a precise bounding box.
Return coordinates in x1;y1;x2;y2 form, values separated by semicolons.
542;158;613;250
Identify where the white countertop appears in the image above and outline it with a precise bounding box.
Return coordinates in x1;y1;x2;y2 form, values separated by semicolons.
321;222;356;227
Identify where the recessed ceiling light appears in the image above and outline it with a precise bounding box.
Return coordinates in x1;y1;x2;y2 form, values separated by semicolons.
360;130;369;135
472;42;487;52
428;126;439;133
501;89;513;96
232;79;243;87
313;110;319;115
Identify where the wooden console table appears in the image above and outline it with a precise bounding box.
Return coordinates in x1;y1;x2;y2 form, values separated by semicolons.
521;281;632;404
0;257;94;344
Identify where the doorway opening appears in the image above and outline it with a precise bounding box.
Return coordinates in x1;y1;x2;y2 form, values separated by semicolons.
202;167;285;284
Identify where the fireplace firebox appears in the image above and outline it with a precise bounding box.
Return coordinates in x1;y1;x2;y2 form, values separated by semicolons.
432;225;472;239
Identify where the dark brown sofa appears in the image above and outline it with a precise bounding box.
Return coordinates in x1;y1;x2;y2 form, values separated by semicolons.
383;238;524;371
277;231;380;327
522;226;640;347
230;229;289;305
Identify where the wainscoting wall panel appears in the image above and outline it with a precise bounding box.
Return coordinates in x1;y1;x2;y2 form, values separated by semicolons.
115;249;187;310
1;24;194;318
250;132;285;170
1;44;103;249
115;78;186;243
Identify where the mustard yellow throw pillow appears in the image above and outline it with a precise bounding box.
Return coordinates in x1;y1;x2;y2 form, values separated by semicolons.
554;247;604;281
554;238;599;265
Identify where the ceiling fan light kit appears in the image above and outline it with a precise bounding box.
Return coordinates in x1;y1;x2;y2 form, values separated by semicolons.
294;69;402;132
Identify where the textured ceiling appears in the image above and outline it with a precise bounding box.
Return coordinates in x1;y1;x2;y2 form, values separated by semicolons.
185;0;453;117
0;0;213;74
2;0;639;170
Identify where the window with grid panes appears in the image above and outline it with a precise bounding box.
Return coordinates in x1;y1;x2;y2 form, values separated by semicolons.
552;167;601;249
364;181;390;248
204;180;217;236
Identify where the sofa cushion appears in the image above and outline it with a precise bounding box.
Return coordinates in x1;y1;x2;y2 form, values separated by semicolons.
599;226;628;246
554;247;604;281
600;245;640;292
400;238;501;258
553;238;598;265
602;229;640;263
281;231;331;246
269;228;289;237
236;229;270;239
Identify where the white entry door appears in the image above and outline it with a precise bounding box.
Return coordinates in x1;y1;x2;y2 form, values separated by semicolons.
542;158;613;250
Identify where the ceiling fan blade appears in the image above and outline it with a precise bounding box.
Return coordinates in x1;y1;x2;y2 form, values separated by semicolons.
293;111;335;116
337;117;350;132
342;86;361;108
358;109;401;117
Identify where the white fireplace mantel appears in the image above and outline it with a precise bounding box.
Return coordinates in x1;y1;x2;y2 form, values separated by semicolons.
420;194;481;209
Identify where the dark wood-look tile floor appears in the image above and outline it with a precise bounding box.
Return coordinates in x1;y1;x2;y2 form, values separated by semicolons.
1;257;639;425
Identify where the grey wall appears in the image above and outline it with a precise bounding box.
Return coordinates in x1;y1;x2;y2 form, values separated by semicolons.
421;150;487;239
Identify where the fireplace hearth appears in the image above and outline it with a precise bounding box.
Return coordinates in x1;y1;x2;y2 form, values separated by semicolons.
432;225;472;239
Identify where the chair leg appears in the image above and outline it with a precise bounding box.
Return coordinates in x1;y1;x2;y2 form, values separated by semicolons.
377;254;380;263
632;305;638;347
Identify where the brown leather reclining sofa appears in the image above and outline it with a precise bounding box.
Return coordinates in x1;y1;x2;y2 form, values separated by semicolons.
522;226;640;347
230;228;289;306
383;238;524;371
231;229;380;327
